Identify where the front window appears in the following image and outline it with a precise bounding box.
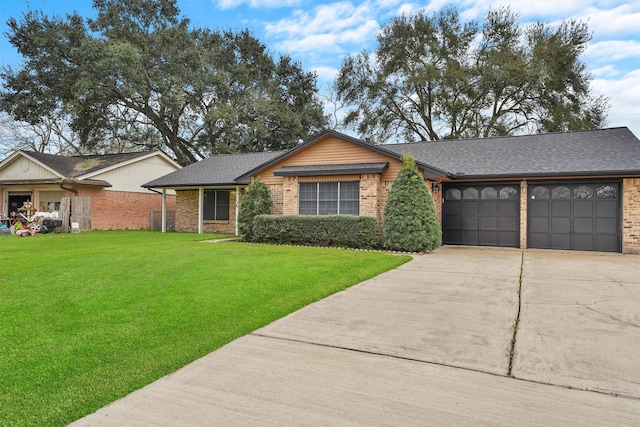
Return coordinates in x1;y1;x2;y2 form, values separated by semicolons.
299;182;359;215
203;190;230;220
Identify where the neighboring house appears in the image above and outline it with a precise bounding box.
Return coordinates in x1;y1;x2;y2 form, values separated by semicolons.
144;128;640;254
0;150;181;230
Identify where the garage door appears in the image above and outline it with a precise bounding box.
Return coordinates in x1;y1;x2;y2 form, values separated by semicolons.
527;182;621;252
443;184;520;247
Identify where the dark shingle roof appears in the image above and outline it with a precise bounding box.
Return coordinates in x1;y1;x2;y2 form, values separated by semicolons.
23;151;151;178
143;151;285;188
383;127;640;178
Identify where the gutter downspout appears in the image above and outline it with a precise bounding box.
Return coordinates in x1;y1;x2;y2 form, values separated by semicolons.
235;186;240;236
161;189;167;233
198;187;204;234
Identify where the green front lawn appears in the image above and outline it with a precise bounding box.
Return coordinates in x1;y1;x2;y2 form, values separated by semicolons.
0;230;410;426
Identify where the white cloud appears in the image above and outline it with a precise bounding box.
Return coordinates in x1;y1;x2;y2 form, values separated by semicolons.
592;69;640;135
264;2;380;55
215;0;302;10
585;40;640;64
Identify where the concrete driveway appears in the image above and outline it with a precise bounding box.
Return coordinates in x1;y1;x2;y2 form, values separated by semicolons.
71;247;640;426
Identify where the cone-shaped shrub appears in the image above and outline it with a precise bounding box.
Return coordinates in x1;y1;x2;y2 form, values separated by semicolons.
238;177;272;240
383;153;441;252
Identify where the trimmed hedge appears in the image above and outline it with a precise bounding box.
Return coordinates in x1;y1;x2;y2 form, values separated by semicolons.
252;215;382;249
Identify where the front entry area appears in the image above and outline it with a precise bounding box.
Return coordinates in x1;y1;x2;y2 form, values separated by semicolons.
443;183;520;247
527;181;621;252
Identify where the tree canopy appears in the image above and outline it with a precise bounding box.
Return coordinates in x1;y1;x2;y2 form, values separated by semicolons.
336;6;609;144
0;0;328;164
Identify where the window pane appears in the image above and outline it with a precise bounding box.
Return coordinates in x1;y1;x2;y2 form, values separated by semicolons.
216;190;230;220
319;182;338;201
203;190;216;220
481;187;497;199
500;187;518;199
552;186;570;199
319;201;338;215
446;188;461;200
339;182;359;215
340;182;359;200
530;186;549;200
596;185;617;199
340;201;359;215
299;183;317;214
463;188;479;199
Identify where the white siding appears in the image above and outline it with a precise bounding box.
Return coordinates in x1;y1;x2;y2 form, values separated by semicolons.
0;157;59;180
91;155;180;193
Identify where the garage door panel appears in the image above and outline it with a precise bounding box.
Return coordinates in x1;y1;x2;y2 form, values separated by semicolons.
461;216;479;229
596;217;617;233
529;201;549;216
461;201;479;215
574;217;593;233
480;216;497;229
443;216;460;228
596;200;617;216
479;231;498;245
500;216;519;231
444;229;461;244
551;201;571;216
444;201;460;215
527;182;620;252
551;233;571;249
530;217;548;232
499;200;518;215
480;201;498;215
574;201;593;216
499;231;518;247
595;235;619;252
461;230;479;245
573;234;594;251
528;233;549;248
551;217;570;233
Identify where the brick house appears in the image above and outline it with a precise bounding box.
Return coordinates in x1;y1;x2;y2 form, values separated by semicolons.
0;150;181;230
144;128;640;253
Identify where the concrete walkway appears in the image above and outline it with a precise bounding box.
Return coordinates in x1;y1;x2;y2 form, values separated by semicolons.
70;247;640;426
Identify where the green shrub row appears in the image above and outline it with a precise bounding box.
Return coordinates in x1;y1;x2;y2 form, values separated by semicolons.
252;215;382;249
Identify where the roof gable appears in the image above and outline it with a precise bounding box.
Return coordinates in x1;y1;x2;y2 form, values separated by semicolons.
236;130;448;183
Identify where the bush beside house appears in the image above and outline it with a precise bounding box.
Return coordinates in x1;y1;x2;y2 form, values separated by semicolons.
384;153;441;252
252;215;381;249
238;177;272;240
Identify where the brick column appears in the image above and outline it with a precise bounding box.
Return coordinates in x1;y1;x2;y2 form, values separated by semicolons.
622;178;640;254
282;176;298;215
520;180;528;249
359;174;380;218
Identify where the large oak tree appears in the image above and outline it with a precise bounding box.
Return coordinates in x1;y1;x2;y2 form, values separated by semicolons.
336;6;609;143
0;0;327;164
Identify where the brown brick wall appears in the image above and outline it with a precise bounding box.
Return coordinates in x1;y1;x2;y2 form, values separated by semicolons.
175;189;237;234
73;188;176;230
622;178;640;254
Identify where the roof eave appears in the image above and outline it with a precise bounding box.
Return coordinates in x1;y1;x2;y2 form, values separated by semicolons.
449;170;640;180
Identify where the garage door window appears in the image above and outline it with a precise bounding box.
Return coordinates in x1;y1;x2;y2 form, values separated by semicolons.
596;185;617;199
500;187;518;199
531;186;549;199
552;186;570;199
574;186;593;199
446;188;461;199
481;188;497;199
463;188;479;199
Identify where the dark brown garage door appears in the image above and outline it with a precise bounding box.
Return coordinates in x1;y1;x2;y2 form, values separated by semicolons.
443;184;520;247
527;182;621;252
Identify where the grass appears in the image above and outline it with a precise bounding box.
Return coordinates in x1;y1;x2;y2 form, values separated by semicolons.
0;230;410;426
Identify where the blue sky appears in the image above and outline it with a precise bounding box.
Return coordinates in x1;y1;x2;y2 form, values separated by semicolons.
1;0;638;136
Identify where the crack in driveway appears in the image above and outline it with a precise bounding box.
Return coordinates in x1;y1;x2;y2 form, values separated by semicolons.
578;304;640;329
